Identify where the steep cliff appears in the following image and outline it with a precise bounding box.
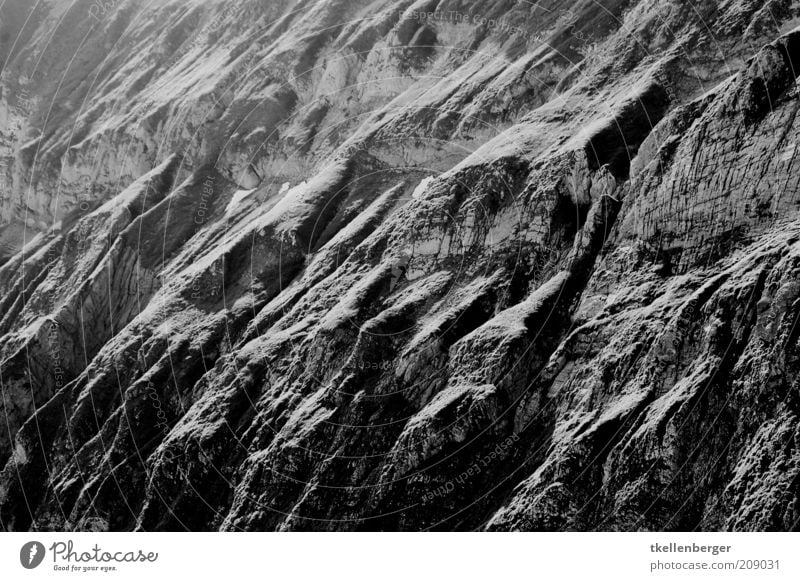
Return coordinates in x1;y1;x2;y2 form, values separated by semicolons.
0;0;799;531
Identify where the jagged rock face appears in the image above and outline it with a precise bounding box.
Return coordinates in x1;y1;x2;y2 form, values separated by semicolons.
0;0;799;531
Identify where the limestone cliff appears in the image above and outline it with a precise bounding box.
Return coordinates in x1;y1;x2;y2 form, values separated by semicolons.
0;0;799;531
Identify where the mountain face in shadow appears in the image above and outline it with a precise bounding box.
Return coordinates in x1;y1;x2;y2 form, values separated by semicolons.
0;0;799;531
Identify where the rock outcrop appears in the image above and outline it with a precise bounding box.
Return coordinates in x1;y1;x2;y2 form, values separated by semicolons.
0;0;799;531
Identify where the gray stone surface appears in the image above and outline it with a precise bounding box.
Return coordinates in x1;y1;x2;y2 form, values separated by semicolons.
0;0;798;531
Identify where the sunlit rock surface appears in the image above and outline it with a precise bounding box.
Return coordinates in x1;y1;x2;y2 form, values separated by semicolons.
0;0;799;531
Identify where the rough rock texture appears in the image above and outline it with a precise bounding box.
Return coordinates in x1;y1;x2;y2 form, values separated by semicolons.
1;0;799;531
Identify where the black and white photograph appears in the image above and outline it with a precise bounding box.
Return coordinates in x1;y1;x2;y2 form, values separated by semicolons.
0;0;798;578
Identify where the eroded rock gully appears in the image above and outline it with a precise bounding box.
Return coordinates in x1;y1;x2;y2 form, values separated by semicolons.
0;0;799;531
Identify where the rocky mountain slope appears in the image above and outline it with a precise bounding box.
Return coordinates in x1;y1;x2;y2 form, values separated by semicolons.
0;0;799;531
